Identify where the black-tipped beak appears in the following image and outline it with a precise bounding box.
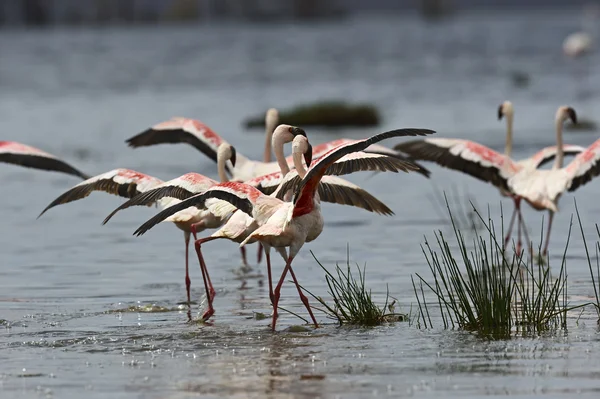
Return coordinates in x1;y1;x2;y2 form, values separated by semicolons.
497;104;504;120
230;146;237;168
567;107;577;124
304;144;313;168
291;126;306;137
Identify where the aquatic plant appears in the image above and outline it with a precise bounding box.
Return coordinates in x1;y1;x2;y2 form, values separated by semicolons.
301;247;407;326
244;100;380;128
412;199;586;338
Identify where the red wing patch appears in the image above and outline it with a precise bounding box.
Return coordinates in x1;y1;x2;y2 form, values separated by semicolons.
464;142;505;166
567;140;600;173
179;172;216;185
188;120;223;146
117;169;154;182
217;181;262;202
246;171;283;187
0;141;54;158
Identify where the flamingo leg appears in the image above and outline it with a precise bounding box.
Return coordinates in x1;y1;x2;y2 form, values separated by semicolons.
272;254;318;331
194;236;219;321
516;206;523;254
257;243;264;264
184;232;191;304
240;245;249;268
503;203;518;250
542;210;555;257
263;245;274;305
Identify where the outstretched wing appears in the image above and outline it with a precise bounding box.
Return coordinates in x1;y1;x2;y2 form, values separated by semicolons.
524;144;587;169
0;141;88;180
133;182;265;237
394;138;518;192
38;169;163;218
102;172;218;224
564;139;600;192
293;128;435;213
125;118;233;175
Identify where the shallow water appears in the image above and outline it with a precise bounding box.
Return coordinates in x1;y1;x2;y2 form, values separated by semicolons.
2;10;600;398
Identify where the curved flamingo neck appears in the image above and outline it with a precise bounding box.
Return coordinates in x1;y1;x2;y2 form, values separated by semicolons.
216;148;230;183
292;151;307;179
504;113;514;158
272;131;290;176
553;114;565;170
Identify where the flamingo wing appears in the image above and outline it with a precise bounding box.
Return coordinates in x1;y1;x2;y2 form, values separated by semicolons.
133;182;268;237
38;168;163;218
292;128;435;217
125;118;233;175
317;175;394;215
394;138;518;192
0;141;88;180
523;144;587;169
564;139;600;192
102;172;218;224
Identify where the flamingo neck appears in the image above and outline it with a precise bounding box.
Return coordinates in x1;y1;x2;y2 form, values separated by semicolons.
504;113;513;158
272;133;290;176
292;151;307;179
553;116;565;170
217;155;230;183
263;121;275;163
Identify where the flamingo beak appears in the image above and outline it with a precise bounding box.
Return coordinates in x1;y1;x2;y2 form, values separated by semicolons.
230;146;237;167
304;143;313;168
291;127;307;137
497;104;504;120
566;107;577;124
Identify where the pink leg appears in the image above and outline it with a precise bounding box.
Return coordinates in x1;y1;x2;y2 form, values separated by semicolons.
264;246;274;305
240;246;249;267
184;232;191;304
194;236;218;321
542;210;555;257
516;206;522;254
503;202;518;250
257;243;264;264
271;255;318;331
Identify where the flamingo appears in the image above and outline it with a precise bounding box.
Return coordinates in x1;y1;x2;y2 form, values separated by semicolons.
394;102;585;252
132;127;435;329
0;141;89;179
37;143;238;305
506;106;600;256
106;125;410;320
125;110;429;183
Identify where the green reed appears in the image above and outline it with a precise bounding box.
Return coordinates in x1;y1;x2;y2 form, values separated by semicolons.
412;196;585;338
301;246;407;326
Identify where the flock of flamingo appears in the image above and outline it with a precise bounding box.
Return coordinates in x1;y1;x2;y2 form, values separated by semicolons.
2;102;600;330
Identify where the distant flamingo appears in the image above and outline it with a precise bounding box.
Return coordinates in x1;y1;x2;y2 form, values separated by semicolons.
394;102;585;252
507;106;600;256
38;143;238;305
125;109;429;183
132;127;435;329
0;141;89;179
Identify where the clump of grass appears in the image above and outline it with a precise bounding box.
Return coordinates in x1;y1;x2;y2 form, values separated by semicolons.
301;247;407;326
412;197;585;338
244;100;380;129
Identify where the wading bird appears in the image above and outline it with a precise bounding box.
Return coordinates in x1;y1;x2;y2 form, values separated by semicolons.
132;127;435;329
37;143;238;305
394;102;585;253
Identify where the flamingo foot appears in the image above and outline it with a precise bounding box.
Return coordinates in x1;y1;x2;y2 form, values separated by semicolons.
201;308;215;322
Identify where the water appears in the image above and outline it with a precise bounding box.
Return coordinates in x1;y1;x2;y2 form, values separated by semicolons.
2;10;600;398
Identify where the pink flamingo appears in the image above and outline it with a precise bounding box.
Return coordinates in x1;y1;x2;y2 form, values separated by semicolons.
394;102;585;252
132;127;434;329
37;143;237;304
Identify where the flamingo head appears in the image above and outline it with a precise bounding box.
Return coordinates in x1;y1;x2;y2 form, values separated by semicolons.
292;134;312;168
217;143;237;167
497;101;514;120
557;106;577;125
